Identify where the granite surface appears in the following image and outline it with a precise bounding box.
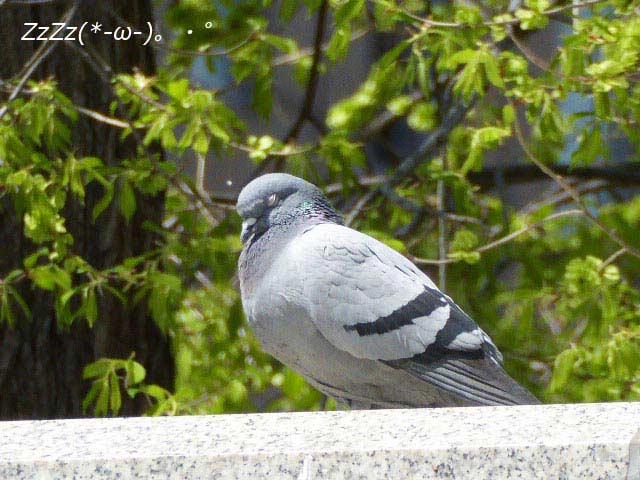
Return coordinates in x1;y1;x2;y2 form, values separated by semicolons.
0;402;639;479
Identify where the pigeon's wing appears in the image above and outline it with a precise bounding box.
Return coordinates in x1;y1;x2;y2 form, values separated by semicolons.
288;222;538;406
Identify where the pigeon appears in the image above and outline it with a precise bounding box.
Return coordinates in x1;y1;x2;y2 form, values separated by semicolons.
237;173;539;408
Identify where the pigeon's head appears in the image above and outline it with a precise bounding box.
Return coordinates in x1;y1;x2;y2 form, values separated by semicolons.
236;173;341;245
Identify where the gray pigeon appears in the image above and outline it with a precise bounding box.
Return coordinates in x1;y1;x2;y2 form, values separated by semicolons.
237;173;539;408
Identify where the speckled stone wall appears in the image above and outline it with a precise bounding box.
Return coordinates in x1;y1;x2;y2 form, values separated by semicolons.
0;403;639;479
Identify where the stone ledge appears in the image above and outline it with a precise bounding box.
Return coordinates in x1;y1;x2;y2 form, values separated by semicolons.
0;402;639;479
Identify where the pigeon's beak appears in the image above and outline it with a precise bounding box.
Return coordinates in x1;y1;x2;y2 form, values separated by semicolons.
241;217;257;244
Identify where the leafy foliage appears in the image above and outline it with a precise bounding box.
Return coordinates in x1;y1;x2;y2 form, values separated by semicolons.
1;0;640;415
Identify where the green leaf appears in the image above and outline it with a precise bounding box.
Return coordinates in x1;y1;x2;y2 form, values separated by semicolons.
6;285;30;319
127;359;147;385
490;14;514;41
119;180;136;223
263;34;297;54
82;381;102;414
109;372;122;415
160;127;178;150
279;0;301;20
84;288;98;327
586;60;626;77
304;0;323;14
483;53;504;88
129;384;169;400
83;359;111;379
450;229;479;251
462;126;511;173
549;348;582;392
93;184;114;221
386;95;415;116
407;102;437;131
514;9;548;30
449;49;477;65
252;72;273;119
525;0;550;12
95;379;109;416
570;125;606;167
502;104;516;126
593;92;610;119
30;265;71;291
166;79;189;101
334;0;365;24
193;130;210;154
327;25;350;62
227;379;248;403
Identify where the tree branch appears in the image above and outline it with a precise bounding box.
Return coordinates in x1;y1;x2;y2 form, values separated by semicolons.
468;163;640;186
284;0;328;142
394;0;608;29
383;97;474;190
511;101;640;259
411;209;585;265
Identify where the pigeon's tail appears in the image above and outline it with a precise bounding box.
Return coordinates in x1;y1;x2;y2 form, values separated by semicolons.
392;354;540;407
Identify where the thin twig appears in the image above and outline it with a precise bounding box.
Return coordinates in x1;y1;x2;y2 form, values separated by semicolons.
71;99;314;159
325;175;387;194
506;29;592;83
195;152;208;200
344;188;379;226
229;141;316;157
522;180;609;214
443;213;486;226
599;248;628;270
507;30;555;73
395;0;607;29
56;98;313;159
245;1;331;177
411;209;585;265
272;28;370;67
1;42;55;111
437;153;447;290
74;105;129;128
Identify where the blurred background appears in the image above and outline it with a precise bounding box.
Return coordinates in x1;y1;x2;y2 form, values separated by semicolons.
0;0;639;419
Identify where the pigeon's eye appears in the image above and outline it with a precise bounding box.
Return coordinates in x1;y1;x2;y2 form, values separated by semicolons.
266;193;278;207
